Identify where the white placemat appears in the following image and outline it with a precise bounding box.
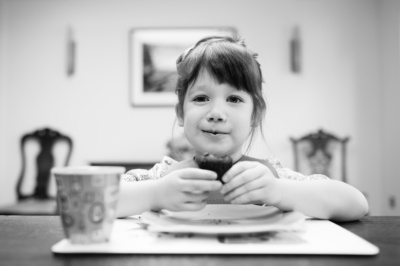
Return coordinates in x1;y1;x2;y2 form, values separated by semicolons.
52;211;379;255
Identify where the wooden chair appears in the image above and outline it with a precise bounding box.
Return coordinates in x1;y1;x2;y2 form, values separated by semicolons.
0;128;73;215
290;129;349;182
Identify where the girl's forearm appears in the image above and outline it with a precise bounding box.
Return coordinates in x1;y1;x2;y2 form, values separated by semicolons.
274;179;369;221
116;180;159;218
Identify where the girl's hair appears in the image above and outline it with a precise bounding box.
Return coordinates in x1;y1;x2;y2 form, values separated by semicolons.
175;35;267;152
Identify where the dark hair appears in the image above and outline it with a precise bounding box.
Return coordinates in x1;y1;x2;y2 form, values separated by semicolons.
175;35;266;152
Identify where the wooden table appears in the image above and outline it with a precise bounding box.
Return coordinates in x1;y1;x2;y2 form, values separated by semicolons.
0;215;399;266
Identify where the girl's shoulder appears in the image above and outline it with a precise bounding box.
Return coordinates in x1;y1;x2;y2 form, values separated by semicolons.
239;155;282;168
242;155;329;181
239;155;280;178
269;156;330;181
122;156;177;182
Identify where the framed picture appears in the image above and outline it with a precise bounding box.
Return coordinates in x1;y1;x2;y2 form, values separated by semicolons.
129;27;235;107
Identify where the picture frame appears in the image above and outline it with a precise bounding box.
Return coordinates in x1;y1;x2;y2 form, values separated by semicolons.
129;27;236;107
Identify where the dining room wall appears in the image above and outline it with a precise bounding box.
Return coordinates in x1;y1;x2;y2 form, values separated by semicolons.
0;0;7;208
0;0;396;215
380;0;400;216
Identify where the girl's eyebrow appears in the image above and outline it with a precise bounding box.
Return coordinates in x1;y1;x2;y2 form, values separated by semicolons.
187;84;207;95
227;87;247;95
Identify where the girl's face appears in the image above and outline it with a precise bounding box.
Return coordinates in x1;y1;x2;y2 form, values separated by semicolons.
177;70;254;162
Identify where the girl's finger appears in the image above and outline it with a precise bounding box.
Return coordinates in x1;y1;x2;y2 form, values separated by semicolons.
183;191;211;202
177;168;218;180
229;187;266;204
221;164;264;194
181;179;222;193
223;176;265;202
222;161;258;183
180;201;207;212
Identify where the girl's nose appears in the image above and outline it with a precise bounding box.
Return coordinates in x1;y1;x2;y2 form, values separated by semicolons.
206;105;227;122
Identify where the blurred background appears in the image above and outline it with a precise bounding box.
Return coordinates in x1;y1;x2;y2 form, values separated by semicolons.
0;0;399;216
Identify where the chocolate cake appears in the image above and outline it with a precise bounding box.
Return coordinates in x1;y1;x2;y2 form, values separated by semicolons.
195;153;233;183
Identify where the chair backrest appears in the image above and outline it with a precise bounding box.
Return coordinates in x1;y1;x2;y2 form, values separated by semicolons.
290;129;349;182
16;128;73;200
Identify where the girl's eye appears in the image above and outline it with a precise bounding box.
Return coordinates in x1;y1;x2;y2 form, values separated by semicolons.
193;95;208;102
227;96;244;103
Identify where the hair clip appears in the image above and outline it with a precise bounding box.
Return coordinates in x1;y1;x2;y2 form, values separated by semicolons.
176;36;229;65
176;45;195;65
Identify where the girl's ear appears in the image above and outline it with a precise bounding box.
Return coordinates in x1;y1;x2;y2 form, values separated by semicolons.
175;104;184;127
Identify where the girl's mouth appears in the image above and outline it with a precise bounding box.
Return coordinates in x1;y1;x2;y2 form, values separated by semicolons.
202;130;227;136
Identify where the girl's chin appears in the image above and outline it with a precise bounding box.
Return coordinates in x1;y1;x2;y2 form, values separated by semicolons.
195;149;232;157
193;143;239;158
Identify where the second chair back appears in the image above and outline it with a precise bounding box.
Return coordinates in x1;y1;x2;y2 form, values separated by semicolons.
290;129;349;182
16;127;73;200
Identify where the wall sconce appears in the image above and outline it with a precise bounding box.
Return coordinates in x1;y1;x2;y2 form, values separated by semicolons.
66;26;76;77
290;26;301;74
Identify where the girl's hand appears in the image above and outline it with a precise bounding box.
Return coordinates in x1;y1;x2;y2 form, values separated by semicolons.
154;168;222;212
220;161;281;205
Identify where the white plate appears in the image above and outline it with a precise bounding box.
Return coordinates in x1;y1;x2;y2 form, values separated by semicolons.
161;204;281;220
141;205;306;235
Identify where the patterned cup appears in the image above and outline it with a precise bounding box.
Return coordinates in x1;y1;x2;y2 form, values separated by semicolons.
52;166;125;244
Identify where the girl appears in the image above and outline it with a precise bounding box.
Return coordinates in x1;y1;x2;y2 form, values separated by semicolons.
117;35;369;222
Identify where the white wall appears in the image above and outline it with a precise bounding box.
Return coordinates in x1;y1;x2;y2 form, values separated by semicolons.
0;0;10;206
0;0;396;215
380;0;400;215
